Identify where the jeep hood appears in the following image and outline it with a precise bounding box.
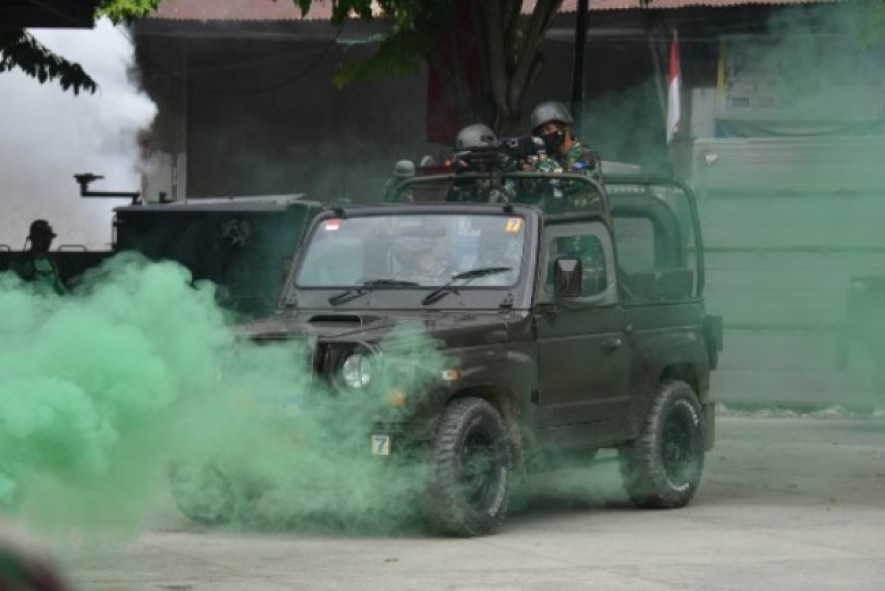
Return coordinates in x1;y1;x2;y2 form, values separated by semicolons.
236;310;530;349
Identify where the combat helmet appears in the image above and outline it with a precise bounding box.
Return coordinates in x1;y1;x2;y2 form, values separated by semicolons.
392;159;416;178
28;219;56;240
455;123;498;152
530;101;574;131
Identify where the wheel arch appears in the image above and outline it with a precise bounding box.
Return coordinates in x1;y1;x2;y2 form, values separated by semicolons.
449;385;526;460
659;362;707;401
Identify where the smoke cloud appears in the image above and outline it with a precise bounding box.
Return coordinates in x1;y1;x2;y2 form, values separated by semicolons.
0;254;447;542
0;19;157;250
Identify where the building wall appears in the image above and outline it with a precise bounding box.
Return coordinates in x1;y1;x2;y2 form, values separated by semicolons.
680;7;885;410
137;23;435;203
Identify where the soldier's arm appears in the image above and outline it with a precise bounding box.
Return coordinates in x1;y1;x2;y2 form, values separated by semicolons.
570;148;601;174
9;256;35;282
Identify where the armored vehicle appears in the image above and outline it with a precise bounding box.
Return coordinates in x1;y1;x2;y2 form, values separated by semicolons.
1;194;321;319
113;195;321;317
178;169;723;536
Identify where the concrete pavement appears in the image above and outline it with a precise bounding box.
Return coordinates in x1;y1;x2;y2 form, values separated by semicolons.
45;414;885;591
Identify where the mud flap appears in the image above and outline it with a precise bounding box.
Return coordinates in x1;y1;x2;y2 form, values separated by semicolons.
703;315;724;370
703;402;716;451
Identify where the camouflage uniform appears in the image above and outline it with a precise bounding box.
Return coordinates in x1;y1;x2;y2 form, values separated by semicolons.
408;255;451;285
10;254;66;296
532;139;602;211
535;139;599;179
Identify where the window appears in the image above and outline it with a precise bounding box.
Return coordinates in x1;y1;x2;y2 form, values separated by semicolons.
612;217;655;273
294;214;526;288
544;233;608;297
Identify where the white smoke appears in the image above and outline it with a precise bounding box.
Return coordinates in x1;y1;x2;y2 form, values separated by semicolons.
0;19;157;250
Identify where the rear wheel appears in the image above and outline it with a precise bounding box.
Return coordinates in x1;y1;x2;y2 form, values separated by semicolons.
425;397;512;536
619;380;706;508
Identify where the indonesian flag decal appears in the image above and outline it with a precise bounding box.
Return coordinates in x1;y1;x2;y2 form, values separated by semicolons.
666;30;681;145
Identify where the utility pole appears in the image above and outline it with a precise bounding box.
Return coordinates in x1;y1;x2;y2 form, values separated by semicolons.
570;0;589;135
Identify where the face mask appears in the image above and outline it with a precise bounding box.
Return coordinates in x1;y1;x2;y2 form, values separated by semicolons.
541;129;565;155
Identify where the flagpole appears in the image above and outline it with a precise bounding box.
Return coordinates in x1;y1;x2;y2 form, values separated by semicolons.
666;29;681;146
647;21;668;127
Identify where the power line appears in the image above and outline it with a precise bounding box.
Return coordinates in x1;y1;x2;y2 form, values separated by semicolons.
119;24;347;96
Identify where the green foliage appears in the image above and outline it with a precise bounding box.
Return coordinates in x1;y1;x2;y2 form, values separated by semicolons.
295;0;464;100
332;29;425;88
0;30;97;95
97;0;163;23
294;0;563;131
0;0;162;95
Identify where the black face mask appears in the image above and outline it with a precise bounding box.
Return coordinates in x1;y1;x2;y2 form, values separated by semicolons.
541;129;566;155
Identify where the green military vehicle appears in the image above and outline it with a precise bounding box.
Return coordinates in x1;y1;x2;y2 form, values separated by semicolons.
173;165;723;536
112;195;321;318
1;193;321;319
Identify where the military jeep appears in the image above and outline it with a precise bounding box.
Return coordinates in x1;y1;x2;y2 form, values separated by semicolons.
177;169;723;536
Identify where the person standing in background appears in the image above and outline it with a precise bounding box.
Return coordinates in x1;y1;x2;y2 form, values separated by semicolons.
11;219;66;295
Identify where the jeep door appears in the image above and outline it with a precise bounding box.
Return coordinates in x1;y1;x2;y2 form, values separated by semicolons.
534;221;633;444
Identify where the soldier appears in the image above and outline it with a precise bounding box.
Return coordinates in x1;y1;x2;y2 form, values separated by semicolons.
384;159;417;202
530;100;599;178
452;123;500;171
11;219;66;295
392;233;450;285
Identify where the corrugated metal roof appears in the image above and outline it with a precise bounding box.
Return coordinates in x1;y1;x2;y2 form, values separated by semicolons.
152;0;333;21
151;0;840;22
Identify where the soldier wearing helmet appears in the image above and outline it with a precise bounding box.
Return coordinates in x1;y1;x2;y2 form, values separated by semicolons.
530;100;599;177
391;226;450;285
452;123;504;174
454;123;498;152
383;159;417;202
10;219;66;295
446;123;501;202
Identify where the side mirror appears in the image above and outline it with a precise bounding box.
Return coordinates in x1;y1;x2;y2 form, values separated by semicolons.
553;257;582;298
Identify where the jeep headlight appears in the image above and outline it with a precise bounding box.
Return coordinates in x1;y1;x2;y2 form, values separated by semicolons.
341;352;373;389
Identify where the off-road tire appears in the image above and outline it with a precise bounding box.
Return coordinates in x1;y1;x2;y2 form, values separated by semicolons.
619;380;706;508
425;397;512;536
169;461;261;525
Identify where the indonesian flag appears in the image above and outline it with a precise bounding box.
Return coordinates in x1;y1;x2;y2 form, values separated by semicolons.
666;31;681;144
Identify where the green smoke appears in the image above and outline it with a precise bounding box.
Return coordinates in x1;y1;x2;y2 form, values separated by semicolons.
0;252;447;539
0;254;228;526
581;5;885;413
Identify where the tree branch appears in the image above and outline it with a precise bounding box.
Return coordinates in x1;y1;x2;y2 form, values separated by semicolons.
479;0;509;126
0;29;97;95
510;0;562;110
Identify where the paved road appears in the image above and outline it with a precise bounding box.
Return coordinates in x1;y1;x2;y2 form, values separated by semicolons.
46;414;885;590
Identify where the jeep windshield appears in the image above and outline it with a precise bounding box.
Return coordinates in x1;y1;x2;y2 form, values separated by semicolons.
291;213;527;305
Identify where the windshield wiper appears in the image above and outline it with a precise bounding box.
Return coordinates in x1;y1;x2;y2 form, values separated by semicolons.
421;267;512;306
328;278;420;306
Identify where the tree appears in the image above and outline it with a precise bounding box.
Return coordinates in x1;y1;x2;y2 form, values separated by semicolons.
295;0;565;134
0;0;161;95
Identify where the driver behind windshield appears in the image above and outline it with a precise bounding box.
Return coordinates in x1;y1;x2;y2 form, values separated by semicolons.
391;232;450;285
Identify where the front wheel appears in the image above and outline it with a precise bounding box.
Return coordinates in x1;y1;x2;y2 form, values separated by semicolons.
619;380;706;508
168;461;262;525
425;397;512;536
